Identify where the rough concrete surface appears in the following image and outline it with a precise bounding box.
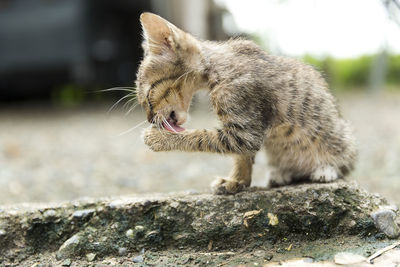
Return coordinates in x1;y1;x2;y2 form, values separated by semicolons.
1;93;400;209
1;182;400;266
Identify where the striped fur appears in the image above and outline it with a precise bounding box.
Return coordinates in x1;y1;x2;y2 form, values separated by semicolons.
136;13;357;194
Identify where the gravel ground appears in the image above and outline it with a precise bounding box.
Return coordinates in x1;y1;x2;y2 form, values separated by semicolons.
0;92;400;206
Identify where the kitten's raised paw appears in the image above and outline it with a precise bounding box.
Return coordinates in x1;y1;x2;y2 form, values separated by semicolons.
143;128;172;152
310;166;339;183
211;177;246;195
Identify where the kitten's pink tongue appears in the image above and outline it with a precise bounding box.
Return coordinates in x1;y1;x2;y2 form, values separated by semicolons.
162;120;185;132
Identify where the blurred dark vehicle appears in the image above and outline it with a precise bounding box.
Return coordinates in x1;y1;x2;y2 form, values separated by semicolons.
0;0;150;100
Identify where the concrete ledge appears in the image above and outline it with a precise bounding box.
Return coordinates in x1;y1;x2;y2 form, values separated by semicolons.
0;182;399;265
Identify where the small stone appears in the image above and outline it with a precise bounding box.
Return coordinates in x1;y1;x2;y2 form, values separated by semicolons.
61;259;72;266
170;201;179;209
347;220;356;228
56;233;81;260
173;232;190;241
132;255;143;263
334;252;366;264
0;229;6;236
135;225;144;231
43;209;57;219
118;247;128;256
126;229;134;239
72;209;95;219
86;253;96;262
253;250;265;257
265;255;273;261
267;213;279;226
145;230;161;243
111;222;120;229
371;208;400;239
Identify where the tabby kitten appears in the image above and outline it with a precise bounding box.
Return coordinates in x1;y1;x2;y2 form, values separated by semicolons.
136;13;357;194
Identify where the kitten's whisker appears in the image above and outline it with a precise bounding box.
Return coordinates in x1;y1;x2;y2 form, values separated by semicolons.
160;116;168;137
114;120;147;137
155;116;167;138
108;93;135;113
94;87;136;93
125;103;139;116
183;70;194;85
123;97;137;110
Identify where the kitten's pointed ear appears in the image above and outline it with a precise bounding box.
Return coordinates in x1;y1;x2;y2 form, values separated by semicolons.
140;12;179;54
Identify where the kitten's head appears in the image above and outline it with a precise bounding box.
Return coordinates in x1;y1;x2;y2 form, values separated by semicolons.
136;13;202;132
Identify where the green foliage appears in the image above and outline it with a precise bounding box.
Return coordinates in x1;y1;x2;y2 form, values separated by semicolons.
240;33;400;91
52;84;85;106
303;54;400;90
387;55;400;85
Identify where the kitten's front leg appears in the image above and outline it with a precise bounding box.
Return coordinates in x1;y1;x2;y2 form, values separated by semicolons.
211;154;255;194
144;127;261;194
144;127;261;154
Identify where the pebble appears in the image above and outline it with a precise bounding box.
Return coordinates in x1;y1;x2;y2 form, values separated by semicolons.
126;229;134;239
61;259;72;266
371;208;400;238
86;253;96;262
43;209;57;219
132;255;143;263
0;229;6;236
145;230;161;243
118;247;128;256
135;225;145;231
170;201;179;209
253;250;265;257
56;234;81;260
265;255;273;261
267;213;279;226
111;222;120;229
72;209;95;219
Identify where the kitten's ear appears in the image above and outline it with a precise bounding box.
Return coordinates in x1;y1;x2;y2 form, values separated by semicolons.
140;12;181;54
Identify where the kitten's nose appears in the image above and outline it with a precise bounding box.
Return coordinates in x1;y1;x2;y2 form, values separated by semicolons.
169;111;177;124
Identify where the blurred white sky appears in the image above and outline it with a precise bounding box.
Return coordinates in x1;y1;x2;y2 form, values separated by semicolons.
216;0;400;58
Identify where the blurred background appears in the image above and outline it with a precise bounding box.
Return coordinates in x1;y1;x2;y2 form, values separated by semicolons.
0;0;399;206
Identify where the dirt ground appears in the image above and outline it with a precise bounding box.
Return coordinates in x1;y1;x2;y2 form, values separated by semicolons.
0;92;400;207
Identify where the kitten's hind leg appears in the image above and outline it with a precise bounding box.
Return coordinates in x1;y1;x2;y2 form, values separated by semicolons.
211;154;255;195
310;165;339;183
266;167;293;188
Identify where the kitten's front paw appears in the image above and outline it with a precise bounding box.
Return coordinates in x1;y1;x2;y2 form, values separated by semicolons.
143;128;171;152
211;177;246;195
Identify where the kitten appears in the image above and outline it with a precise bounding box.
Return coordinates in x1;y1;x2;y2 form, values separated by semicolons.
136;13;357;194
